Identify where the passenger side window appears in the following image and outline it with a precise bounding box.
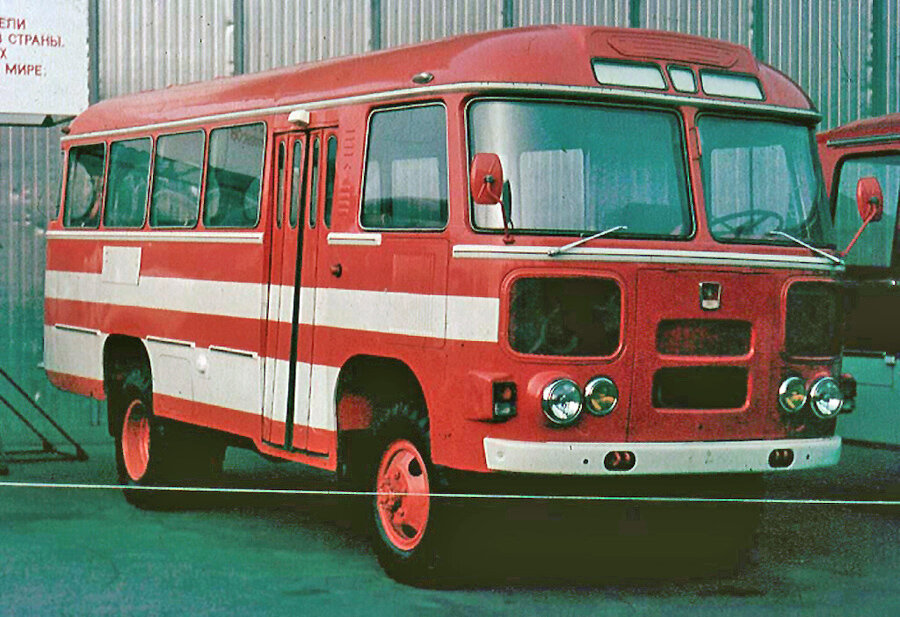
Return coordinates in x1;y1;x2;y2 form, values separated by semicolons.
63;143;106;228
150;131;204;228
104;137;151;228
361;105;448;229
204;123;266;228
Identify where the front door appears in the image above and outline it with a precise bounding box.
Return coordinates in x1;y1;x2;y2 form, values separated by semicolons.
262;131;313;449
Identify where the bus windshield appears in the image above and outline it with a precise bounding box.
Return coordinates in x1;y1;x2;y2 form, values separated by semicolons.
467;100;692;238
698;116;834;247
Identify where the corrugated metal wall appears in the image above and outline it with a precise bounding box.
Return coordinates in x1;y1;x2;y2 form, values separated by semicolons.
381;0;504;47
98;0;235;99
243;0;370;72
640;0;754;47
1;0;896;435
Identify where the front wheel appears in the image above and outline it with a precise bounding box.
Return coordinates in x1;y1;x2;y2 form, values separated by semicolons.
370;403;446;586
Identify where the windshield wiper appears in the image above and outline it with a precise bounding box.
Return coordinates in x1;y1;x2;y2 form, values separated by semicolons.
767;230;844;265
547;226;628;257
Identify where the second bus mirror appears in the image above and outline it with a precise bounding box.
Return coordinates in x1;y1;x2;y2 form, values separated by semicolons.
470;153;504;205
841;176;886;257
856;176;884;222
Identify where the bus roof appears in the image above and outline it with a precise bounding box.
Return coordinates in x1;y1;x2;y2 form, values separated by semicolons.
68;25;813;137
818;113;900;146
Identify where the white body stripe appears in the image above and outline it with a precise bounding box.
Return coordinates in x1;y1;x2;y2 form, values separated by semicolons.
46;270;265;320
46;270;499;342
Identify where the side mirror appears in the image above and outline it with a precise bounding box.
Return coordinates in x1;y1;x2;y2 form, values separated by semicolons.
856;176;884;222
470;153;504;205
842;176;885;257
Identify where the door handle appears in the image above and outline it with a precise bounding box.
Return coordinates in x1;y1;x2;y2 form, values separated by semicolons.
330;263;343;278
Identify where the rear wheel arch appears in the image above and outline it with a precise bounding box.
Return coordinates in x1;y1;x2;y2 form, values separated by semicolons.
103;335;152;437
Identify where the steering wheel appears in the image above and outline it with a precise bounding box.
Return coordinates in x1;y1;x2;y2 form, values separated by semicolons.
709;209;784;237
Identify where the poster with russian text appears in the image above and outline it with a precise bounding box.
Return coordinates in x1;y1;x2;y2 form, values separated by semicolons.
0;0;88;123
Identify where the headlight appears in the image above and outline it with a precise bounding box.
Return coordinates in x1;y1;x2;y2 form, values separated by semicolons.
809;377;843;419
778;376;807;413
541;379;583;425
584;377;618;416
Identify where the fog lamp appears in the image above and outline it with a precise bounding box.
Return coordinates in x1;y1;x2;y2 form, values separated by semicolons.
778;376;807;413
541;379;583;425
809;377;843;419
584;377;618;416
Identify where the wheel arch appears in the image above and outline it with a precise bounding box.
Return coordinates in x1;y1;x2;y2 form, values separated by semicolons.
102;335;152;437
333;354;428;483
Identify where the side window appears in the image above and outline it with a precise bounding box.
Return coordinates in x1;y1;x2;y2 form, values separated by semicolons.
104;137;151;228
309;137;320;228
323;135;337;228
361;105;448;229
63;143;106;228
204;123;266;228
289;139;304;228
276;142;286;229
835;154;900;267
150;131;204;228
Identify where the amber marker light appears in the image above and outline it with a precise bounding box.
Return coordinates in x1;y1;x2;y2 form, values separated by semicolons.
584;376;618;416
778;376;807;413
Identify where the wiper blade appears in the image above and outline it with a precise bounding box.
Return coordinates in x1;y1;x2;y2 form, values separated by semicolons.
767;230;843;265
547;226;628;257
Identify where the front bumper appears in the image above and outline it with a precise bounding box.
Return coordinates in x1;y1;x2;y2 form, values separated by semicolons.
483;436;841;475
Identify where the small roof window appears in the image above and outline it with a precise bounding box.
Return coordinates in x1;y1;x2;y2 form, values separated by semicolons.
668;66;697;93
592;59;666;90
700;70;764;100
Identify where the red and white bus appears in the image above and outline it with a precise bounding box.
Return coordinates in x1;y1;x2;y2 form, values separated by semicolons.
819;114;900;447
45;26;855;582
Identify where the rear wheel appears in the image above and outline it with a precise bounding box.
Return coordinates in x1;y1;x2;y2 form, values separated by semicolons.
113;369;225;509
371;403;446;586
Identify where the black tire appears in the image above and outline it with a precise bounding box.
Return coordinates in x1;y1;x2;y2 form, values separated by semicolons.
370;402;447;586
112;368;225;509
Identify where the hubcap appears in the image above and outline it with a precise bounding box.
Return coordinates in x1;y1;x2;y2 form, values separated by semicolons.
375;438;430;552
121;400;150;482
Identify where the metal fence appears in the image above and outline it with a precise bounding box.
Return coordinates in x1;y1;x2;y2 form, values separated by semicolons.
1;0;896;433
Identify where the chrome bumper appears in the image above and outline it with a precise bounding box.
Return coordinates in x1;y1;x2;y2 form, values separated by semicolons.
483;436;842;475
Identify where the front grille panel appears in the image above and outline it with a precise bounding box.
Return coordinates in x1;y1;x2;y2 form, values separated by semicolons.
785;282;842;357
652;366;748;409
656;319;751;356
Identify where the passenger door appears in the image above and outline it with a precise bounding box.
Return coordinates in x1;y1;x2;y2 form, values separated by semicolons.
262;132;313;449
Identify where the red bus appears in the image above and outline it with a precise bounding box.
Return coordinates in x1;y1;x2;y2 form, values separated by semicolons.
46;25;855;582
819;114;900;446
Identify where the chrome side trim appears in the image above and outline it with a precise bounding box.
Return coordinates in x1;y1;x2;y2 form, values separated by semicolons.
53;324;101;336
46;230;264;244
209;345;257;358
63;81;819;142
453;244;843;272
326;232;382;246
483;436;842;476
146;336;195;348
826;134;900;148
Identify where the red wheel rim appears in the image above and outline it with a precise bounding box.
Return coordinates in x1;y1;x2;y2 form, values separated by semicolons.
375;438;431;552
122;400;150;482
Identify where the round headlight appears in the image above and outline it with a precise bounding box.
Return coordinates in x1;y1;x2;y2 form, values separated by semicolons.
778;376;807;413
585;377;618;416
541;379;583;425
809;377;843;419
